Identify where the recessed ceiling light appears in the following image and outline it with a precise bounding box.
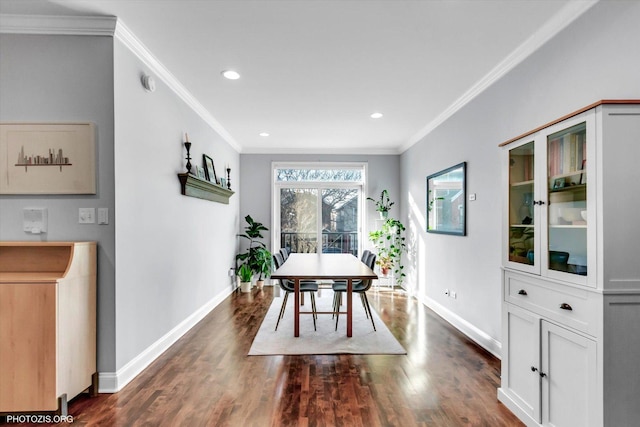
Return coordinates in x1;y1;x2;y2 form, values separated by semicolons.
221;70;240;80
370;112;383;119
259;132;270;137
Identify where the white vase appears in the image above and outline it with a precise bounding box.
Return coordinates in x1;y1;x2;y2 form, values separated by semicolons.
240;281;252;293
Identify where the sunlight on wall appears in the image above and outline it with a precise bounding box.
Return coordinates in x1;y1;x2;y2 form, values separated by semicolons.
407;191;427;298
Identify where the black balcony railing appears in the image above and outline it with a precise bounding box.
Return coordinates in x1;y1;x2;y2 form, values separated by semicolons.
281;231;358;256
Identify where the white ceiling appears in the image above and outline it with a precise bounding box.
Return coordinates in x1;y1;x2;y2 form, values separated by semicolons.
0;0;597;154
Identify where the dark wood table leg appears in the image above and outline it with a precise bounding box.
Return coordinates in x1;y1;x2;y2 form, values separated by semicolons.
347;278;352;337
294;278;300;337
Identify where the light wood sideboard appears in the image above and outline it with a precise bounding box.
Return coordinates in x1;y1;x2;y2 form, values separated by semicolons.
0;241;97;415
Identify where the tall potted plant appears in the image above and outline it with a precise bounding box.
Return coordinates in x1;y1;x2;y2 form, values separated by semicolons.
236;215;272;289
367;190;406;285
369;218;407;284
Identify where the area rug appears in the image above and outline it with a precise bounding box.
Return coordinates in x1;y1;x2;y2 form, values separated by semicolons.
248;288;406;355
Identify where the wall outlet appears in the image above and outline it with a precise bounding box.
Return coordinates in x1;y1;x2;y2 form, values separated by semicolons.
451;291;457;299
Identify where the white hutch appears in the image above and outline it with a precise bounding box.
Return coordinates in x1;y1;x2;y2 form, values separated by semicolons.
498;100;640;426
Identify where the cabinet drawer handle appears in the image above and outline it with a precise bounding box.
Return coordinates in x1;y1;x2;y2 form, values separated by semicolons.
560;303;573;311
517;289;528;296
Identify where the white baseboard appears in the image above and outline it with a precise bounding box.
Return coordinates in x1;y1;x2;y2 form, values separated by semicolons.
98;288;234;393
416;293;502;359
498;388;536;426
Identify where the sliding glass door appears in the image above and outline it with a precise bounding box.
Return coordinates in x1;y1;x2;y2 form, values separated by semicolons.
280;188;319;253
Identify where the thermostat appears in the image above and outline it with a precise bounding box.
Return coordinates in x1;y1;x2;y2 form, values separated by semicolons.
23;208;48;234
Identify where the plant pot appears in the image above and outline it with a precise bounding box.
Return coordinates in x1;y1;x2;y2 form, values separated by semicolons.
240;281;252;293
256;280;265;289
379;211;389;220
381;267;390;276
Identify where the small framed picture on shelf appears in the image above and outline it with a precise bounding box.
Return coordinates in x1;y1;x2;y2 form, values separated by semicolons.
195;165;206;180
553;178;565;190
203;154;218;184
580;160;587;185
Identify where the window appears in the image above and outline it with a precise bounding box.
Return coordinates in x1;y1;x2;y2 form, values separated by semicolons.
273;163;366;255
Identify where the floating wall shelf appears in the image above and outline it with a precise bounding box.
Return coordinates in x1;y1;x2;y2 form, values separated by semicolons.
177;173;234;204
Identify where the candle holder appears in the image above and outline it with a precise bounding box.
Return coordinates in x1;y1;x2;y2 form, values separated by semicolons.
226;167;231;190
184;142;192;174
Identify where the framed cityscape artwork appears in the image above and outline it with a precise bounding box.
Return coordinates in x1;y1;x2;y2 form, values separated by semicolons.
0;122;96;194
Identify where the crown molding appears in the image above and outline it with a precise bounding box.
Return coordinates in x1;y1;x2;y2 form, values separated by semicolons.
0;14;117;35
113;20;241;152
401;0;600;153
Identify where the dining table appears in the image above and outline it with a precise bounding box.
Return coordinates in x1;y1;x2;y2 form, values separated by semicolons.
270;253;378;337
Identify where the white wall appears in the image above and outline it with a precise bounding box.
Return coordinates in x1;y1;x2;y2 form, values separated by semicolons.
0;31;241;387
0;34;117;371
113;39;240;373
400;0;640;356
239;154;400;256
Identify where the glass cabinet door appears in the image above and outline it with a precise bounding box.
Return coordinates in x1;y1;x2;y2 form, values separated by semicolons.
508;141;536;267
546;122;587;277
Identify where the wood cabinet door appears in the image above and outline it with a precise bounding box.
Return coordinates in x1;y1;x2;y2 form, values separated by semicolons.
541;320;597;427
0;282;57;411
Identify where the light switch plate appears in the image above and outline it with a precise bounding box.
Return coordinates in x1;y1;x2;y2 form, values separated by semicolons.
98;208;108;225
79;208;95;224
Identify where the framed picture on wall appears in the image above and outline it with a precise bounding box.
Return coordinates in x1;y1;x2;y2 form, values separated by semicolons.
0;122;96;194
203;154;217;184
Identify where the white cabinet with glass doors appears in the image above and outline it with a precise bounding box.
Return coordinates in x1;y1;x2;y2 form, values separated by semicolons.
504;111;594;287
499;101;640;427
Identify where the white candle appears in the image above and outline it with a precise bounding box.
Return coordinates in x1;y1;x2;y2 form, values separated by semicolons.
185;132;189;142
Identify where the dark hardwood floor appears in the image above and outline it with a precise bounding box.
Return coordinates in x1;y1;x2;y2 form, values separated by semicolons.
3;286;523;427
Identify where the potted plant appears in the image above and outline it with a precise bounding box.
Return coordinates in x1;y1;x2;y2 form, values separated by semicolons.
367;189;394;219
377;255;393;276
236;215;271;287
253;247;273;289
237;263;253;293
369;218;407;285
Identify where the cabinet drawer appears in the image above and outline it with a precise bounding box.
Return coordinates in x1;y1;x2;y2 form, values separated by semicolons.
504;271;600;336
